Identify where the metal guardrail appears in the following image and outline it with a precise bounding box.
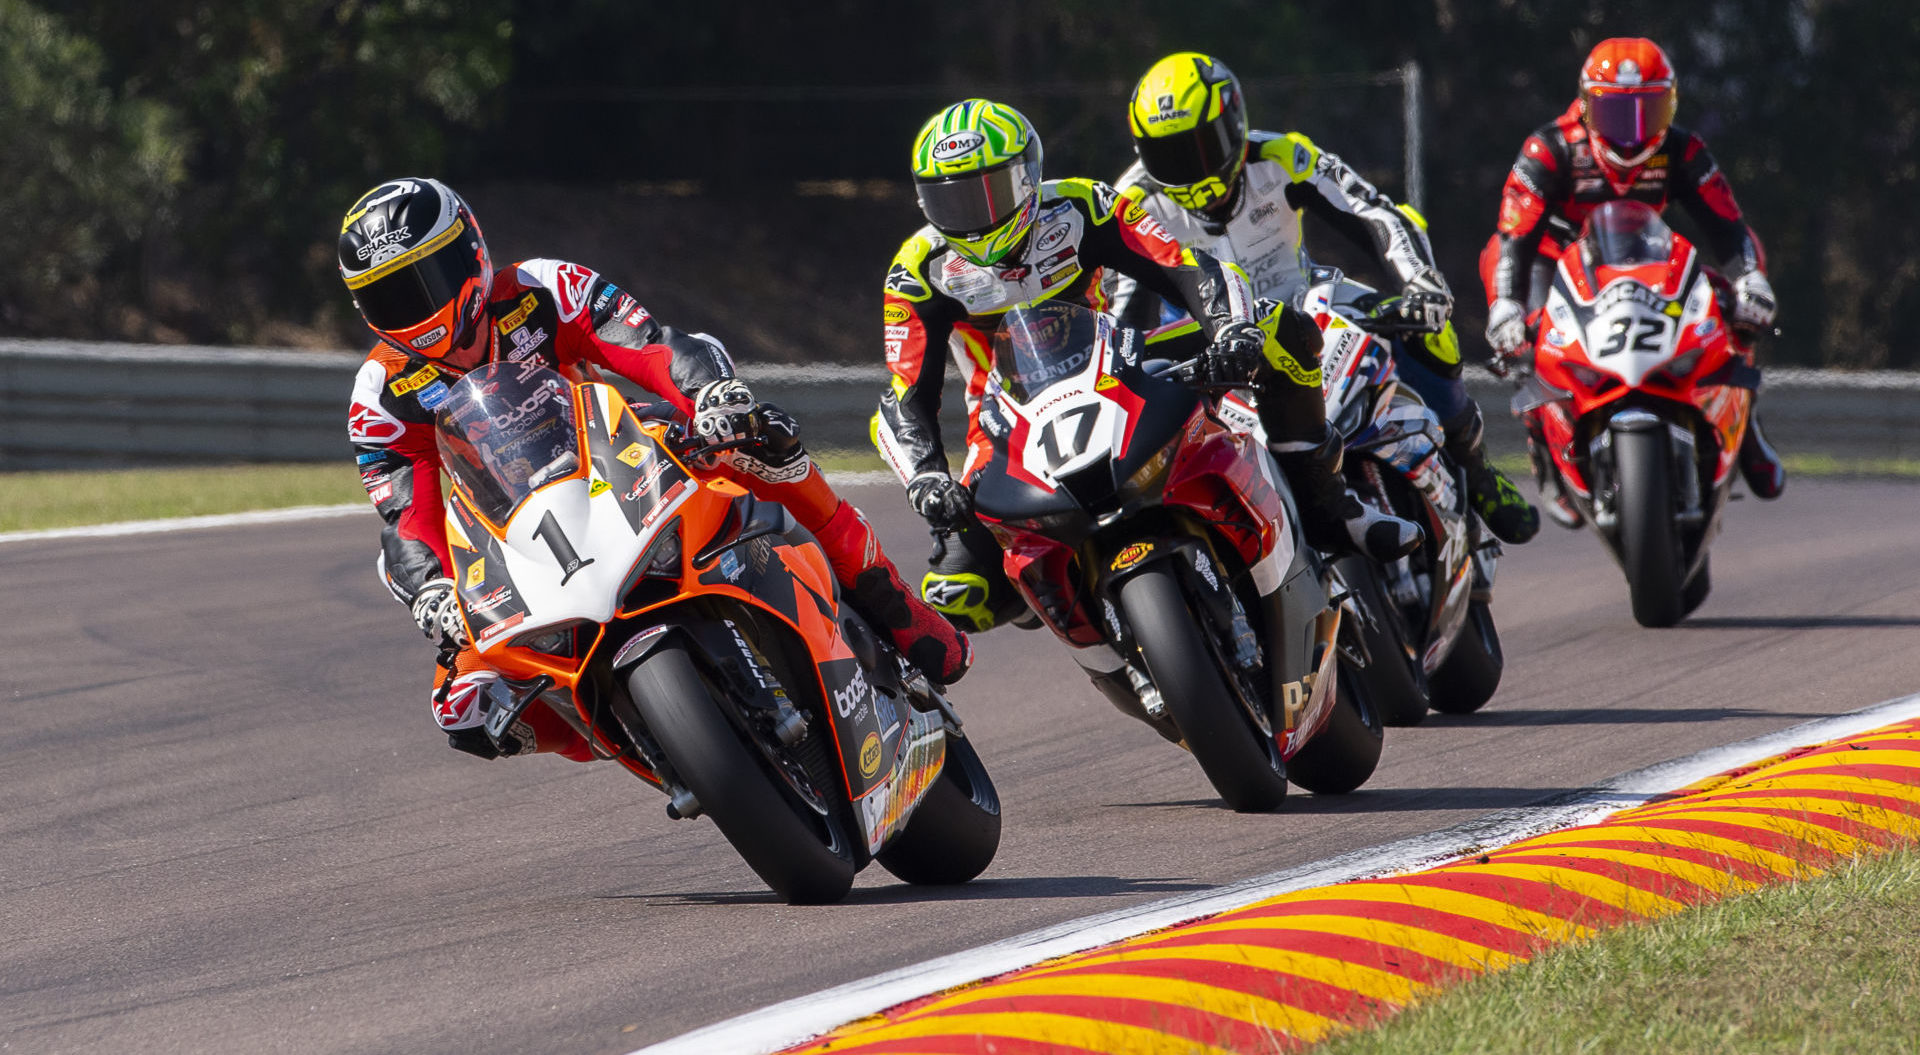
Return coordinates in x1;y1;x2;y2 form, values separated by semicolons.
1;339;1914;469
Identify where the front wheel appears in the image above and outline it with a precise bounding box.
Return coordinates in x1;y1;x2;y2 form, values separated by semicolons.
1285;667;1383;794
625;643;856;904
1332;555;1428;726
875;733;1001;885
1119;565;1288;812
1428;601;1504;714
1614;427;1688;627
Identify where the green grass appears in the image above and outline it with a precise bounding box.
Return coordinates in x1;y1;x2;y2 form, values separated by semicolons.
0;464;366;532
1311;847;1920;1055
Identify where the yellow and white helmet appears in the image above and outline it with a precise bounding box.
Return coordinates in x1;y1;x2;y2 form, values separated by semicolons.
1129;53;1248;214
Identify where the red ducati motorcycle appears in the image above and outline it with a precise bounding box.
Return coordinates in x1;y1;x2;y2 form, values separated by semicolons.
1514;201;1760;627
968;301;1382;812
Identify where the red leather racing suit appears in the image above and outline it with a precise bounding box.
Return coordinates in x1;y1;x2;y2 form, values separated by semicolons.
1480;101;1766;309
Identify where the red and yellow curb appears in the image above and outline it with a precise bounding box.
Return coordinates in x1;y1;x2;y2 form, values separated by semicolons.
782;717;1920;1054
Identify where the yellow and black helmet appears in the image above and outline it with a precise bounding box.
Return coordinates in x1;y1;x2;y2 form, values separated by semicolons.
1128;53;1248;213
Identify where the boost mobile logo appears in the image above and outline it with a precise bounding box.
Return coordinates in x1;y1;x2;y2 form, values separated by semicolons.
833;667;871;718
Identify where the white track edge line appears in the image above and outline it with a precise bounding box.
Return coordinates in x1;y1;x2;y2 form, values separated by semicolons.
0;504;371;544
0;472;899;546
634;690;1920;1055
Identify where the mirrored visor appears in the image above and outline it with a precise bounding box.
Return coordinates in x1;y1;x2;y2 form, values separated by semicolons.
1584;88;1674;153
917;160;1037;238
435;363;580;524
1134;113;1239;187
353;232;483;331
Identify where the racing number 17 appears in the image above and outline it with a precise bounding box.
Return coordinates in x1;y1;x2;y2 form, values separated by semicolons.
1036;404;1100;471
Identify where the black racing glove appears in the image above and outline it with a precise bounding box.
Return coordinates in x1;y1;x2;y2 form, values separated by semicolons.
907;472;972;531
1200;321;1266;385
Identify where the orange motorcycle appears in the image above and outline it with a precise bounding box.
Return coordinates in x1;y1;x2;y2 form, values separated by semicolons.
435;362;999;903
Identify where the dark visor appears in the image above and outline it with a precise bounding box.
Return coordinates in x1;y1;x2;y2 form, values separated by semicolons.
1135;115;1239;187
353;234;482;331
917;161;1034;238
1585;90;1673;151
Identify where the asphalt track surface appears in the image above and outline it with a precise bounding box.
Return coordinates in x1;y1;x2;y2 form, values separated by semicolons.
5;479;1917;1055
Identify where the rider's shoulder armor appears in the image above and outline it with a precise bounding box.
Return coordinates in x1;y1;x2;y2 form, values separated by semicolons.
1251;130;1321;183
885;228;942;304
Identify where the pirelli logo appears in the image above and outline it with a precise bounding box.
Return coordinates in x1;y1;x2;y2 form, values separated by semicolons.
496;292;539;334
388;364;440;396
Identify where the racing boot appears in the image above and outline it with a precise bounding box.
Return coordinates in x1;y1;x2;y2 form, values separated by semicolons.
433;658;594;762
922;518;1030;633
813;500;973;684
1444;405;1540;544
1271;424;1423;562
1739;413;1786;499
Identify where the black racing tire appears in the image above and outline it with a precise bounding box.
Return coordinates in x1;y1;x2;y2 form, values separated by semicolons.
1682;553;1712;617
626;643;856;904
1428;601;1505;715
1118;565;1288;812
1332;554;1429;727
1285;665;1384;795
875;733;1001;886
1615;427;1688;628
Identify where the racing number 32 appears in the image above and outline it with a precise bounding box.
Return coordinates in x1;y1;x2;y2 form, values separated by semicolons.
1036;404;1100;471
1597;316;1667;357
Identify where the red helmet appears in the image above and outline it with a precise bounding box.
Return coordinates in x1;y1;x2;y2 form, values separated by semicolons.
1579;38;1677;170
338;178;493;365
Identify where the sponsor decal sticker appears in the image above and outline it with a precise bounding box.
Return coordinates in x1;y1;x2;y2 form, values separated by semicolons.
1110;541;1154;571
859;732;883;778
465;559;486;588
553;262;595;319
368;480;394;505
415;380;451;410
496;292;539;334
882;303;911;324
477;611;524;646
1095;374;1119;391
588;478;610;497
1034;223;1071;253
389;364;442;396
408;325;448;350
929;130;984;161
507;326;548;360
616;442;649;467
348;402;405;444
622;303;652;328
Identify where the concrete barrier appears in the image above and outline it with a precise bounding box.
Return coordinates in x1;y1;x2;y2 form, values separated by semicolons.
1;339;1912;470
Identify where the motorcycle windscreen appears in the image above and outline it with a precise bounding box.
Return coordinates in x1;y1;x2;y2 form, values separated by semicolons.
992;301;1104;403
436;363;584;525
1579;200;1673;268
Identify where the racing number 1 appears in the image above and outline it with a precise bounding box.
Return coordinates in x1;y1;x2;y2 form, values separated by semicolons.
1036;404;1100;471
533;511;596;584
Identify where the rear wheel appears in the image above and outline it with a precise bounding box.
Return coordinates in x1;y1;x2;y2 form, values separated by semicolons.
624;643;856;904
1615;428;1688;627
1285;666;1384;794
875;734;1001;885
1119;565;1288;812
1332;555;1428;726
1428;601;1504;714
